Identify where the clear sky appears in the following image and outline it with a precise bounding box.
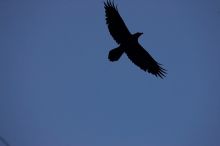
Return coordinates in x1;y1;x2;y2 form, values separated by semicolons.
0;0;220;146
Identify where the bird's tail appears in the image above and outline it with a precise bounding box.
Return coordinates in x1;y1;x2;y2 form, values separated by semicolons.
108;46;124;61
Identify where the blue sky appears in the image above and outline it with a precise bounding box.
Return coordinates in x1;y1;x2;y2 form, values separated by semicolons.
0;0;220;146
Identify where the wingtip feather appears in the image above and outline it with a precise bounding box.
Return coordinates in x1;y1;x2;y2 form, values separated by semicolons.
104;0;117;10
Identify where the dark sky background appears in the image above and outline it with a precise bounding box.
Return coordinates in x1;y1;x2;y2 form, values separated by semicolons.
1;0;220;146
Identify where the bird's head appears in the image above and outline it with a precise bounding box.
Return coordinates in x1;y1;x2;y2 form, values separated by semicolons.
133;32;143;39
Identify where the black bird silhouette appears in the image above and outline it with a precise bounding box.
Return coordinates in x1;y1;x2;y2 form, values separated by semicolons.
104;0;166;78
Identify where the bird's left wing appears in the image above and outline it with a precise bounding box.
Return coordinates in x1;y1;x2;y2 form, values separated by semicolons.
125;43;166;78
104;0;131;44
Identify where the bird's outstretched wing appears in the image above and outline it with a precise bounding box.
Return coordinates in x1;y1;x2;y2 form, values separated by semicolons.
125;43;166;78
104;0;131;44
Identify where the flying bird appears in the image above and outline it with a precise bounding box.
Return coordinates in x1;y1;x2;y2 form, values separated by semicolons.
104;0;166;78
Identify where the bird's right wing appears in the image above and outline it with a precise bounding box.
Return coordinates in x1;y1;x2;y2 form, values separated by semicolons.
104;0;131;44
125;43;166;78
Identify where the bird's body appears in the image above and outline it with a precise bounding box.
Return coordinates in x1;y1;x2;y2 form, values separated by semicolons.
104;0;166;78
108;32;142;61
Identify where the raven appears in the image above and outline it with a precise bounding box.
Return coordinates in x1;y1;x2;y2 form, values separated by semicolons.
104;0;166;78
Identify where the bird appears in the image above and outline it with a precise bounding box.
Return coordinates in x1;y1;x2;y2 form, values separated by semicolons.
104;0;166;78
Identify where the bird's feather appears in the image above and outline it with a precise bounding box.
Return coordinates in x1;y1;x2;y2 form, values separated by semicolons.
108;46;124;61
125;43;166;78
104;0;131;44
